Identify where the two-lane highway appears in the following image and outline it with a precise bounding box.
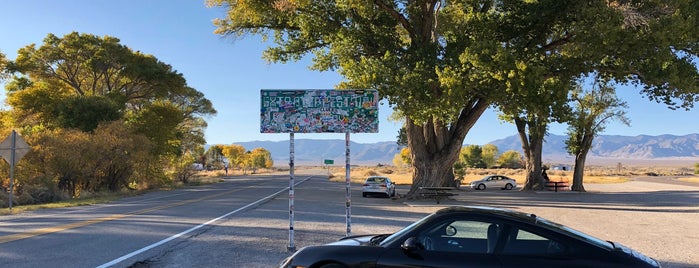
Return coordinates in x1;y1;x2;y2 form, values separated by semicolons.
0;174;314;268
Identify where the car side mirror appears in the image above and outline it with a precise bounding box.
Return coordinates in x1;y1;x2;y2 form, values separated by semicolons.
401;237;421;252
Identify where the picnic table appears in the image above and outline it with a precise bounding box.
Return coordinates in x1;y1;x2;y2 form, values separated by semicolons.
545;181;570;192
419;186;458;204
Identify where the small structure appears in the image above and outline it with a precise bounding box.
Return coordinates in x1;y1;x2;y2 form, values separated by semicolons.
550;164;573;171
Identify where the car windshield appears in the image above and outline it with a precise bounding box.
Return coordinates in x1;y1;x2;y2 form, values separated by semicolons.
367;177;385;183
379;213;434;246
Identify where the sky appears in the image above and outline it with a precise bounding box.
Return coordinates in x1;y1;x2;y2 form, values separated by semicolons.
0;0;697;146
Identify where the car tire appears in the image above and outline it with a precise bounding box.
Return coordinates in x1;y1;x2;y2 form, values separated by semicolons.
362;192;367;197
477;184;486;190
505;183;513;190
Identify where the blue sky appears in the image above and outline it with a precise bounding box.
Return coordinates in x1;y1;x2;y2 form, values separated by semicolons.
1;0;696;146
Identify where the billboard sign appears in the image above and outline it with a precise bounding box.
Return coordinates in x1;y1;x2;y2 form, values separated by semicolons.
261;89;379;133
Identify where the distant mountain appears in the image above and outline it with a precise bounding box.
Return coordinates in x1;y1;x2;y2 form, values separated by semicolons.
489;133;699;159
229;134;699;166
235;140;403;165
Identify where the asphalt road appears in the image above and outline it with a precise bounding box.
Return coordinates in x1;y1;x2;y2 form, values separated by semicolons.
1;172;698;268
0;174;303;267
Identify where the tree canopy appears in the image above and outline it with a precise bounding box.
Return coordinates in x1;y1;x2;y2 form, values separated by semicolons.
2;32;217;201
208;1;697;196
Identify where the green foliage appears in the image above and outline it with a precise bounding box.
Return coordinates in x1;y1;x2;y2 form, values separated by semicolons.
209;1;698;192
497;150;524;169
204;145;226;169
0;49;8;80
54;95;122;132
452;162;466;180
222;144;246;169
19;121;155;198
126;102;185;156
459;145;486;169
1;32;216;204
565;78;630;157
481;144;499;168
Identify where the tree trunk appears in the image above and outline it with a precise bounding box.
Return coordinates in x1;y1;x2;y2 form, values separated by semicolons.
515;117;547;191
571;133;593;192
405;100;489;198
571;152;587;192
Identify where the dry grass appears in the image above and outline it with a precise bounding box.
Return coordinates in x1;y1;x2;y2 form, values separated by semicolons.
327;165;699;185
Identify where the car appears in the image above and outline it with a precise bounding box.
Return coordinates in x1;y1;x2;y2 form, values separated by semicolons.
361;176;396;197
470;175;517;190
279;206;660;268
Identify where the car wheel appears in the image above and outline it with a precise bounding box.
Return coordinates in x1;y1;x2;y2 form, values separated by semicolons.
505;183;514;190
362;192;367;197
477;184;486;190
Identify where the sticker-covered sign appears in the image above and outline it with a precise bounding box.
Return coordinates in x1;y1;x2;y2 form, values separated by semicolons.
261;90;379;133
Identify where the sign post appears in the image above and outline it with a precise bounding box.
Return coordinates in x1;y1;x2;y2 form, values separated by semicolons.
0;130;31;212
260;89;378;248
323;159;334;175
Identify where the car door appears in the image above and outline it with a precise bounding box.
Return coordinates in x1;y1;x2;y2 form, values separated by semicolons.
376;218;502;268
495;226;600;268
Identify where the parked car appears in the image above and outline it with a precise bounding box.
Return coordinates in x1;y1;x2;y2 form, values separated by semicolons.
362;176;396;197
470;175;517;190
279;206;660;268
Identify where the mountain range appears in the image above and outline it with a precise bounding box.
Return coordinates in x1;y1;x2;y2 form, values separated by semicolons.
233;133;699;166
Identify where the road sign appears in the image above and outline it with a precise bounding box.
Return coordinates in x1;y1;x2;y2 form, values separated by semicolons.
260;89;379;133
324;159;334;165
0;131;30;164
0;130;30;212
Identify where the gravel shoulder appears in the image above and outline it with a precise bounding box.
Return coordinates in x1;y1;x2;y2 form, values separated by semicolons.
134;175;699;268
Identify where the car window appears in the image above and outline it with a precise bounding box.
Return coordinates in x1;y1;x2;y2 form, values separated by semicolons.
502;228;566;255
418;219;500;254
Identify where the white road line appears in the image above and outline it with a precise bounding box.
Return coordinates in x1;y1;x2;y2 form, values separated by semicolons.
97;176;311;268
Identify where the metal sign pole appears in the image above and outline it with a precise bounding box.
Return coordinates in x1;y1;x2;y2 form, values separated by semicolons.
288;132;296;251
9;131;16;212
345;132;351;236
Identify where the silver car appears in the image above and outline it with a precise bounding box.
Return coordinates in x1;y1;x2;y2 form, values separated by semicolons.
362;176;396;197
469;175;517;190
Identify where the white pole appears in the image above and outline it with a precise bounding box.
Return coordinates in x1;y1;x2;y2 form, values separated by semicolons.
288;132;295;251
345;132;351;236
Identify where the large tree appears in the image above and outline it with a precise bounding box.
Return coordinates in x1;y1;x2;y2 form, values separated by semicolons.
208;1;698;197
6;32;216;155
566;78;629;192
497;0;699;190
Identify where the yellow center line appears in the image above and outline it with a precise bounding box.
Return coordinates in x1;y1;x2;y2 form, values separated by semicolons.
0;185;249;244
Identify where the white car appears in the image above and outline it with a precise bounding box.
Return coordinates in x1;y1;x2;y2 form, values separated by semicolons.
469;175;517;190
362;176;396;197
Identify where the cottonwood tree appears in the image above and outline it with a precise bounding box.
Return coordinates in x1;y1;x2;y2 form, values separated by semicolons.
497;150;523;169
8;32;216;154
222;144;247;170
481;144;499;168
497;1;699;190
3;32;216;196
208;1;698;197
566;79;629;192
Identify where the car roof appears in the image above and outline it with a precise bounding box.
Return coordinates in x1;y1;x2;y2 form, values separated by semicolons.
434;206;538;223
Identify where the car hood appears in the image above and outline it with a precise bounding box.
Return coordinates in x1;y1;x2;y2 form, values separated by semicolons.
329;234;378;246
